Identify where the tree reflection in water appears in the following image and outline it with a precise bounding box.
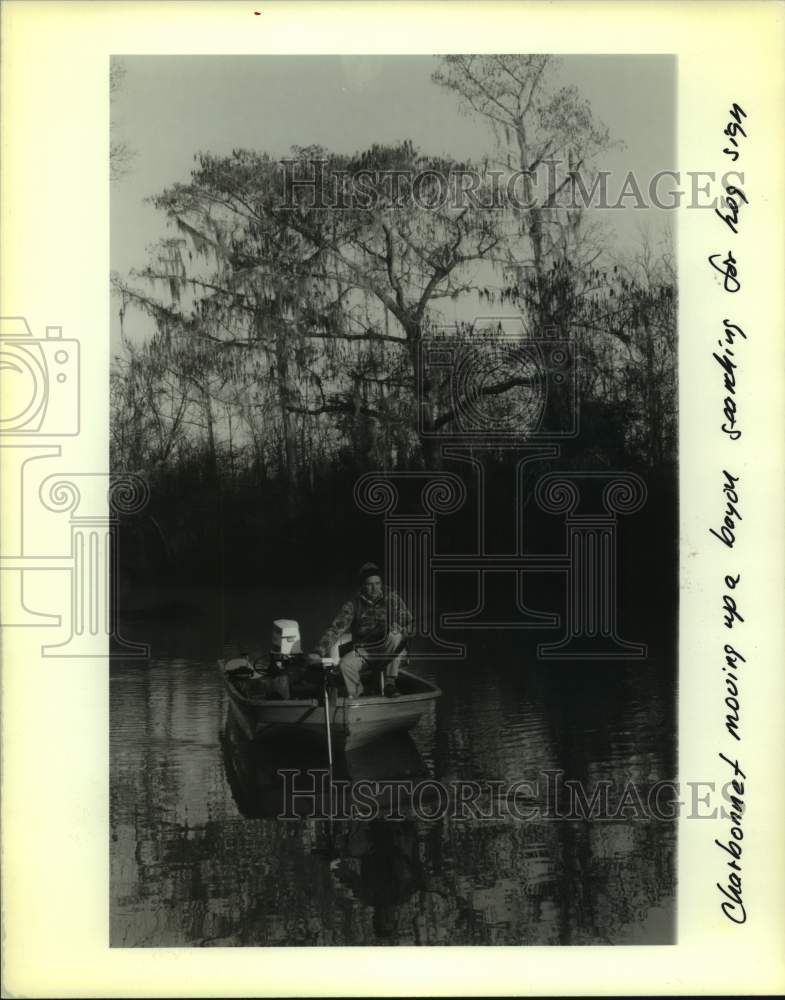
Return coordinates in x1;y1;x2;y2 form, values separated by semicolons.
110;657;675;947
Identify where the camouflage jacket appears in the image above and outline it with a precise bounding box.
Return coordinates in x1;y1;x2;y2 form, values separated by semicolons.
315;589;413;657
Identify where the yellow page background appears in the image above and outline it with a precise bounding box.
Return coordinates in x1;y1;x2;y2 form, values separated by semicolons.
2;1;783;995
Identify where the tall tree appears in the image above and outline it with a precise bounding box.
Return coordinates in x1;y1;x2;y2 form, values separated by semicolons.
433;55;614;330
280;142;509;459
116;142;517;471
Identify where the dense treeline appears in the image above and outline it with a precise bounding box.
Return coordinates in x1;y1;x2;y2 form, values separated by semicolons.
111;56;676;590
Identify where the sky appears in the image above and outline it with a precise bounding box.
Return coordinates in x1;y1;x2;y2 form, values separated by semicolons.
110;54;676;348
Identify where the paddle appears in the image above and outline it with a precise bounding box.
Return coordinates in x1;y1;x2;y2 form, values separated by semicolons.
321;658;336;836
321;658;335;772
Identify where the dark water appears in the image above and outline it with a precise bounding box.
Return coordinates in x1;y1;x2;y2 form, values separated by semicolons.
111;586;676;947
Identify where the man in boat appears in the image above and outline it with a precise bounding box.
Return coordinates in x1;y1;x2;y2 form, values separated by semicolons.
309;562;413;699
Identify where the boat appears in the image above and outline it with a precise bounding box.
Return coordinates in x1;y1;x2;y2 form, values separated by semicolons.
219;658;441;752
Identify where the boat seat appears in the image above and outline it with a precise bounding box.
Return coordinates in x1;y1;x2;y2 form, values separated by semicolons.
329;633;410;697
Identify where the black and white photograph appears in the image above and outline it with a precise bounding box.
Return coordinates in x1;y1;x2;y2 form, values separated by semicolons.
110;53;678;947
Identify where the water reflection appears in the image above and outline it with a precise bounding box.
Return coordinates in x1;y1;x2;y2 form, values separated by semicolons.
221;716;432;819
325;821;430;941
111;653;675;947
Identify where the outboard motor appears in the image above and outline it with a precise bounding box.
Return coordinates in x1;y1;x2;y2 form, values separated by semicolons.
270;619;301;663
264;619;302;699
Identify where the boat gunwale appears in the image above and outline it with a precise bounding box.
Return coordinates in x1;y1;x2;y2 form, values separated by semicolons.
219;662;441;711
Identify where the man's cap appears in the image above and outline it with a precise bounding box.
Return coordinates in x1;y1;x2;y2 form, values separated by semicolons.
358;561;383;584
